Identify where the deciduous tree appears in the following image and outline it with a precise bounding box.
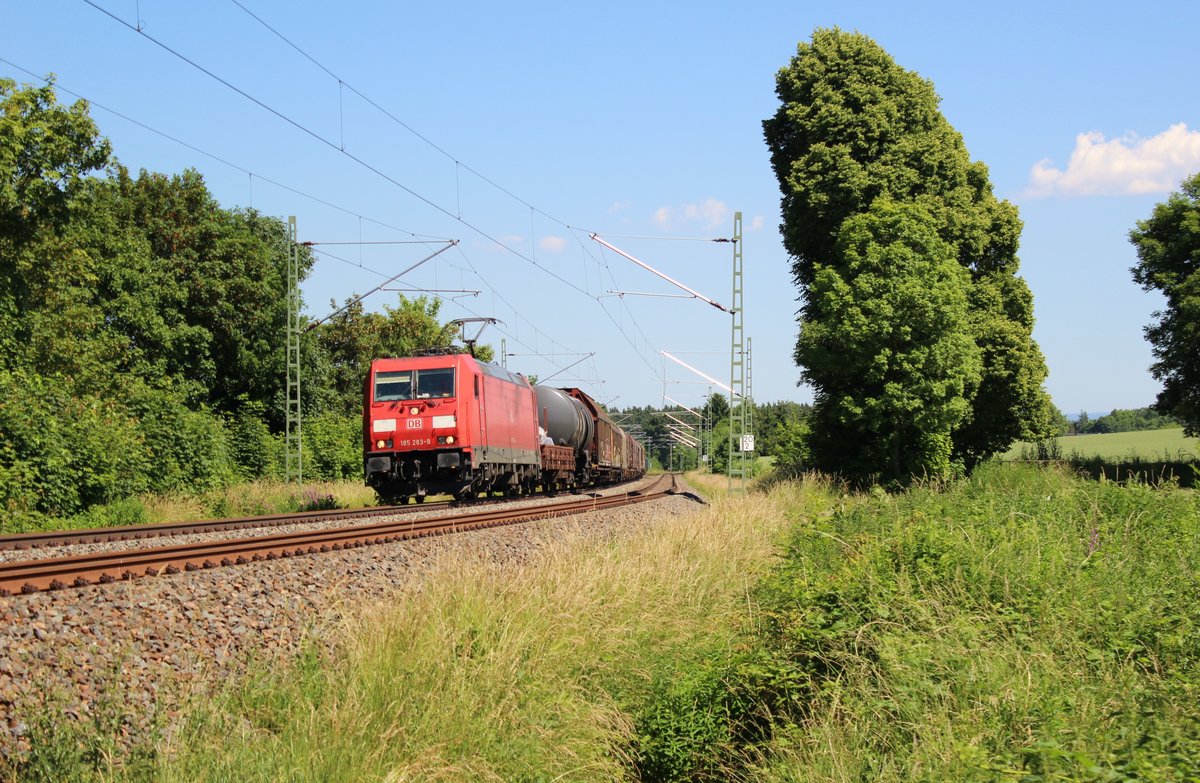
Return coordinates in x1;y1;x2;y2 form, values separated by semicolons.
763;28;1051;479
1130;172;1200;436
797;200;980;481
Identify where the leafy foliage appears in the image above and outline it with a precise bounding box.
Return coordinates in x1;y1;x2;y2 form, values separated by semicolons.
763;29;1052;482
0;79;490;527
1130;172;1200;436
797;200;980;482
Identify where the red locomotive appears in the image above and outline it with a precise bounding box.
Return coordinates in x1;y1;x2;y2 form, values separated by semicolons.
363;353;645;503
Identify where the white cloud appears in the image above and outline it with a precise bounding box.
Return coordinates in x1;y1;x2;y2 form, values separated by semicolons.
1025;123;1200;198
539;235;567;253
608;200;632;214
750;215;765;231
651;198;730;230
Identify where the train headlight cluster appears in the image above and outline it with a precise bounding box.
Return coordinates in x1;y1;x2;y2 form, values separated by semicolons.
437;435;456;445
375;439;393;449
410;407;420;415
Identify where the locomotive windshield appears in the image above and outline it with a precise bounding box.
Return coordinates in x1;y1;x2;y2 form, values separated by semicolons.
374;368;455;402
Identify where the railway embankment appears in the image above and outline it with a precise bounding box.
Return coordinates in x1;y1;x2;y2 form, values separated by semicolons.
0;476;701;770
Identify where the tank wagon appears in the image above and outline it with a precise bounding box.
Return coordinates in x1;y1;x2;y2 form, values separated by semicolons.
363;354;645;503
535;386;645;486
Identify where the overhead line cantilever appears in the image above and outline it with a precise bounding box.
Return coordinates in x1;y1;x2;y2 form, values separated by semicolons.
590;234;730;313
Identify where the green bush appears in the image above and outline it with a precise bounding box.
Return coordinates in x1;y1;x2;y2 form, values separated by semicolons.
302;411;360;481
228;399;281;480
626;464;1200;781
754;465;1200;779
126;385;236;495
0;369;149;518
0;369;245;527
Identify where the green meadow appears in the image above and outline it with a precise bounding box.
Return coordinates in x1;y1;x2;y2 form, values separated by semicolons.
1005;427;1199;461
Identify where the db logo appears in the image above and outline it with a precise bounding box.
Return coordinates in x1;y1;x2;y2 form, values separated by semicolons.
406;419;424;429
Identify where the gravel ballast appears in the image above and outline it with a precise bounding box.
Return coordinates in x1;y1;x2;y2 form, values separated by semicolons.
0;478;705;756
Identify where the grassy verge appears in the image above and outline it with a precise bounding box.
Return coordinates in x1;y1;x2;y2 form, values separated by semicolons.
737;462;1200;781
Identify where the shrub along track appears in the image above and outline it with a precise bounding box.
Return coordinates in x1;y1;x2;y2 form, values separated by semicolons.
0;474;689;596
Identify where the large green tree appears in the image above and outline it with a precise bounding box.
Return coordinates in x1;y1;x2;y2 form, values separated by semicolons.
64;167;312;412
763;28;1052;479
1130;172;1200;435
0;77;112;372
798;200;980;481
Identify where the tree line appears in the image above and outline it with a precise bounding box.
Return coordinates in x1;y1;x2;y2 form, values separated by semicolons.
1070;407;1180;436
0;78;472;530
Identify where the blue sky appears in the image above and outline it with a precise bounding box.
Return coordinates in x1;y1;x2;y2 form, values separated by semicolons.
3;0;1198;415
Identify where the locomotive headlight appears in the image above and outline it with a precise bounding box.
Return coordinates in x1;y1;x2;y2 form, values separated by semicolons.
410;407;420;415
375;439;385;449
446;435;455;444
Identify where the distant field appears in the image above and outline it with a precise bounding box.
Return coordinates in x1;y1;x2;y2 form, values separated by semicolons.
1005;427;1199;460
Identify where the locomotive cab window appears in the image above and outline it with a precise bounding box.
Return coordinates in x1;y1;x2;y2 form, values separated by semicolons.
417;367;455;399
375;367;456;402
374;371;413;402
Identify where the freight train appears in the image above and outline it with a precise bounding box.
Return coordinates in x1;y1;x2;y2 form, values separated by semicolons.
363;353;645;503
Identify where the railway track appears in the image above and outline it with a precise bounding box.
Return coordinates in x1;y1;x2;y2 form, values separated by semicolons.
0;477;663;553
0;474;689;596
0;494;522;552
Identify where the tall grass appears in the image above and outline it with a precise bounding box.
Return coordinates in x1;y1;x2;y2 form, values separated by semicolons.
741;462;1200;781
3;479;379;535
151;479;837;781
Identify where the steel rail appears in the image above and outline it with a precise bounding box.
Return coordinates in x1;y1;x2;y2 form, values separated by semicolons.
0;478;643;552
0;500;455;551
0;475;681;596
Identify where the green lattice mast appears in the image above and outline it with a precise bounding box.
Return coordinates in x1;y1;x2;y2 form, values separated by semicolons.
285;216;302;484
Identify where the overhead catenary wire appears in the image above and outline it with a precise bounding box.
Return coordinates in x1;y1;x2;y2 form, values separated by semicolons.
588;233;735;243
0;59;605;383
25;14;628;384
73;2;733;397
6;57;676;410
1;59;601;388
0;57;449;243
306;247;587;382
227;0;575;231
218;0;673;383
305;241;458;330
